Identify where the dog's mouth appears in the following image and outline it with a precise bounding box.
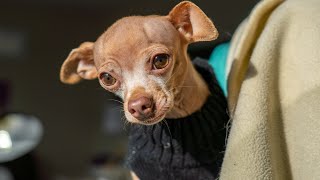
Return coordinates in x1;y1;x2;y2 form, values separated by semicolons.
143;115;165;125
141;97;171;125
126;96;172;125
143;110;167;125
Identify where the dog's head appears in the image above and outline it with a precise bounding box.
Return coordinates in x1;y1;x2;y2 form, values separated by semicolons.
60;1;218;125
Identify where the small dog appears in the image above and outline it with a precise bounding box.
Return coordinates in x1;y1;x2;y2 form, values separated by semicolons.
60;1;228;179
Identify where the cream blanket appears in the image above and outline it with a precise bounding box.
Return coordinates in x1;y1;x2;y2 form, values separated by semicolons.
221;0;320;179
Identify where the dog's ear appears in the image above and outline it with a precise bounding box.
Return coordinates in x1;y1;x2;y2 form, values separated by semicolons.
168;1;218;43
60;42;97;84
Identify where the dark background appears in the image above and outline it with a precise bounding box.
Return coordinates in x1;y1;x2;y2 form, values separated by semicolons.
0;0;257;179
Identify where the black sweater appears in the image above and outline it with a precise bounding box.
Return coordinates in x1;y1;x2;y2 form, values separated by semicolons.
125;58;229;180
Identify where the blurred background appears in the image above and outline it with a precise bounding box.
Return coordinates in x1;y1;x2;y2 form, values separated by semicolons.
0;0;257;179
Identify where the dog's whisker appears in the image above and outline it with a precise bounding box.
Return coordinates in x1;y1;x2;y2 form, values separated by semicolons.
176;85;196;88
167;85;195;94
121;115;127;122
107;99;124;104
164;70;180;85
108;105;123;111
122;116;132;133
162;119;172;141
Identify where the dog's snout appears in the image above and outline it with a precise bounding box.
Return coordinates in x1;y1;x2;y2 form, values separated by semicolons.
128;96;154;120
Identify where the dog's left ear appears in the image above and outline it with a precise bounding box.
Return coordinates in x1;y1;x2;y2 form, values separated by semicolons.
168;1;218;43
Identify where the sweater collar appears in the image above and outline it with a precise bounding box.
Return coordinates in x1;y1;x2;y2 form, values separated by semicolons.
126;58;229;179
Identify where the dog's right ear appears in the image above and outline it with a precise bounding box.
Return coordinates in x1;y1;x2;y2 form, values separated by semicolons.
60;42;97;84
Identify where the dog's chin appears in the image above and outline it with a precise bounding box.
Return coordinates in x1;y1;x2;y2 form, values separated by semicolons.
126;109;168;125
141;113;166;125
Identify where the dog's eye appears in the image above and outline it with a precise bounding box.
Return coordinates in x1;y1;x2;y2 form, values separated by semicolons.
153;54;169;69
100;73;116;86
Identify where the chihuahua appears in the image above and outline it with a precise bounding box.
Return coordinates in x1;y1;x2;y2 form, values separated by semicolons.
60;1;225;179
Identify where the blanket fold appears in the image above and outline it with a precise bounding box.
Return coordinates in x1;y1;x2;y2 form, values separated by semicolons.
221;0;320;179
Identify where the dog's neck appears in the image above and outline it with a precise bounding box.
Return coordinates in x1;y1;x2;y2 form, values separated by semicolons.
166;49;210;119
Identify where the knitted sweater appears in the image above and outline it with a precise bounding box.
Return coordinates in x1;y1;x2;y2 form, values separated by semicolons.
125;58;229;180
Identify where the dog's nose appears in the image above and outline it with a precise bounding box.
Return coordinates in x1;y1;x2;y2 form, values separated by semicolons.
128;96;154;121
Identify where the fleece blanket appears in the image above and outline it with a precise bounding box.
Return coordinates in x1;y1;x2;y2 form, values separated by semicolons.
220;0;320;179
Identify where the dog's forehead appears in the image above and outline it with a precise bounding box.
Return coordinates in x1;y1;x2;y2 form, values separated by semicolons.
94;16;179;69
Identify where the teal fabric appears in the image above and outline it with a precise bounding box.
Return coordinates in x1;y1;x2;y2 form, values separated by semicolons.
208;42;230;96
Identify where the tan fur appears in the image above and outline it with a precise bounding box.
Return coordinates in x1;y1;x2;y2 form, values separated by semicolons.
60;1;217;125
60;2;217;177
